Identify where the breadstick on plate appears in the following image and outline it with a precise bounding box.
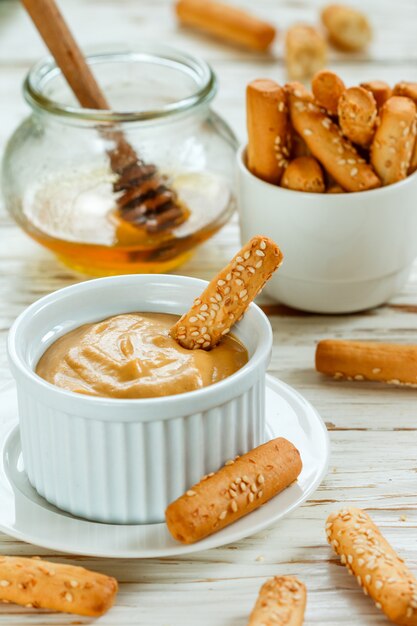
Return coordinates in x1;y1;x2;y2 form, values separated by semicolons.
393;82;417;103
171;236;283;350
312;69;346;115
248;576;306;626
327;508;417;625
286;82;381;192
338;86;378;147
360;80;392;109
165;437;302;544
371;96;417;185
175;0;276;52
246;79;290;184
316;339;417;387
321;4;372;51
285;24;327;81
281;156;325;193
0;556;117;616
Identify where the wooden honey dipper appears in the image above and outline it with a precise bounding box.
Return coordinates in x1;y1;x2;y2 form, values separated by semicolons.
21;0;188;234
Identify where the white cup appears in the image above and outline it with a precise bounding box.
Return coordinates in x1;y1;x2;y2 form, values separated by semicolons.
8;275;272;524
237;145;417;313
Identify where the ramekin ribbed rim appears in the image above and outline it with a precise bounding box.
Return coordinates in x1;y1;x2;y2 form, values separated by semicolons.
7;275;272;420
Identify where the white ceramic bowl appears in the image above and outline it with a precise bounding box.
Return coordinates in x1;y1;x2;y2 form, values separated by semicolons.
7;275;272;525
237;145;417;313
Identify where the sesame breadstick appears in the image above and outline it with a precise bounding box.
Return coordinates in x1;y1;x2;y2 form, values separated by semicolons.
0;556;117;616
338;86;378;148
285;25;327;81
316;339;417;387
286;82;381;192
171;236;283;350
361;80;392;109
312;69;346;115
393;82;417;104
246;79;290;184
165;437;302;544
247;576;306;626
326;508;417;625
175;0;276;52
281;156;325;193
321;4;372;51
371;96;417;185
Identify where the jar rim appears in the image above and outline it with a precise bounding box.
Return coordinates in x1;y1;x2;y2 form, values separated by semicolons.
23;46;217;123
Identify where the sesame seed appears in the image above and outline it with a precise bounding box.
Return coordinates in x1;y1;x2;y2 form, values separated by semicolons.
194;299;201;305
65;593;73;602
240;482;247;492
260;240;266;250
248;267;255;274
255;261;263;269
217;279;225;287
365;574;371;584
303;129;313;136
226;273;231;281
351;167;358;177
0;581;10;587
244;251;251;259
221;329;229;335
235;278;243;286
215;293;222;302
230;500;238;512
375;580;383;590
225;459;234;466
248;492;254;503
354;374;364;381
257;474;265;484
250;484;258;493
358;558;365;566
239;290;248;298
219;511;227;520
375;603;382;610
70;580;79;588
229;489;237;498
189;316;198;323
372;368;381;374
256;250;265;257
258;490;263;498
187;490;196;496
200;304;208;311
203;341;210;348
347;555;353;564
341;555;347;564
236;264;245;271
212;303;220;311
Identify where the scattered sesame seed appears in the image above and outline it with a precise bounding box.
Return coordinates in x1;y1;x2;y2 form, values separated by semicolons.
0;581;10;587
219;511;227;520
65;593;73;602
186;490;196;496
70;580;79;588
303;129;313;136
351;167;358;177
225;460;234;466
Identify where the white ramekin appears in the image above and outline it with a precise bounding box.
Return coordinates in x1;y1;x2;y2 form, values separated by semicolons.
237;145;417;313
7;275;272;524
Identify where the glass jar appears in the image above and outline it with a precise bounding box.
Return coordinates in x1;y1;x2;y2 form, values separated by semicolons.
2;46;237;275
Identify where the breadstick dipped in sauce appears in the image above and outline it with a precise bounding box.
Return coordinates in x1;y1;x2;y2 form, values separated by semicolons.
165;437;302;544
170;236;283;350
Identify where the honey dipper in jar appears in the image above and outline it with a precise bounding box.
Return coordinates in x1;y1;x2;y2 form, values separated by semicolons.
22;0;188;236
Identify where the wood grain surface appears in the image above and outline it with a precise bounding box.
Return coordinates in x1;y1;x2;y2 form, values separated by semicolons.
0;0;416;624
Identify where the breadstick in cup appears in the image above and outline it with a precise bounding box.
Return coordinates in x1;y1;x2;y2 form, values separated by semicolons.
281;156;325;193
286;82;381;192
166;437;302;544
312;69;346;115
393;82;417;103
338;86;378;148
0;555;117;616
371;96;416;185
248;576;306;626
171;236;283;350
361;80;392;109
327;508;417;625
246;79;290;184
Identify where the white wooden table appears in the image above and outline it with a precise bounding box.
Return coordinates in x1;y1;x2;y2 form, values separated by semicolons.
1;0;417;623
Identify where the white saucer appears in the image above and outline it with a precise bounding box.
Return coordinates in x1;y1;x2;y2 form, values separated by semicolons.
0;375;329;558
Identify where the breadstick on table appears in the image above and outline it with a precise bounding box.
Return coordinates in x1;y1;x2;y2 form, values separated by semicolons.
312;69;346;115
285;24;327;81
175;0;276;52
281;156;325;193
316;339;417;387
286;82;381;192
338;86;378;147
247;576;306;626
326;508;417;625
171;236;283;350
371;96;417;185
0;556;117;616
361;80;392;109
246;79;290;184
165;437;302;544
321;4;372;51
